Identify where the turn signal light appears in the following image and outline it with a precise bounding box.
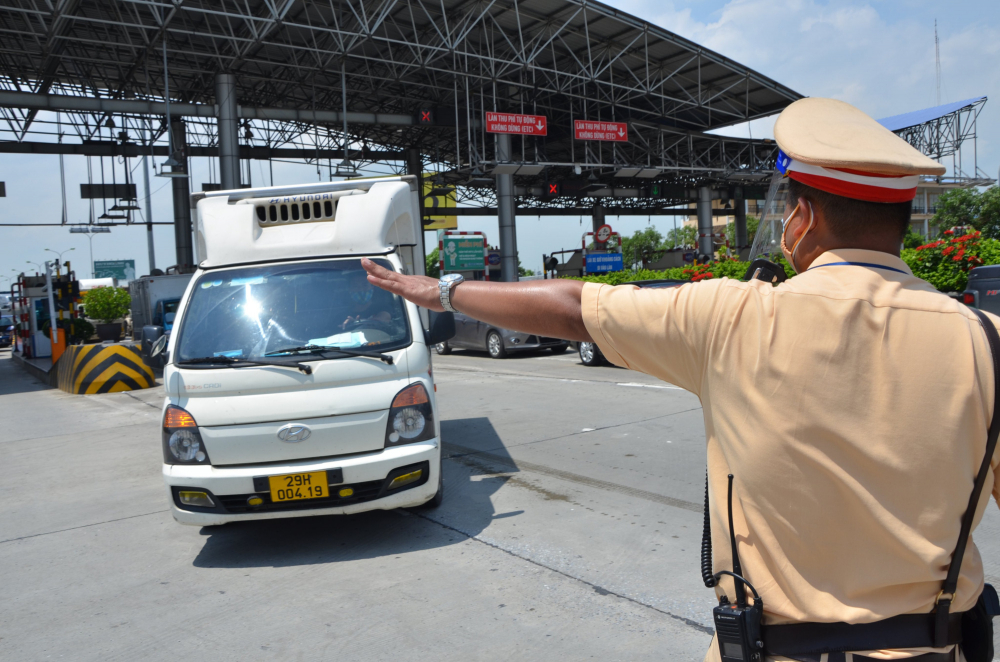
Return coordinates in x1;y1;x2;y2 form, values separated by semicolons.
389;469;423;490
164;405;197;428
391;383;429;407
178;491;214;508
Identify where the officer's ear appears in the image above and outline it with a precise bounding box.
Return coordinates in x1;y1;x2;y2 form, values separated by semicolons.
786;196;816;240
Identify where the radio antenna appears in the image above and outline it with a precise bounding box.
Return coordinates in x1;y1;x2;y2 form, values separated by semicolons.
727;474;747;608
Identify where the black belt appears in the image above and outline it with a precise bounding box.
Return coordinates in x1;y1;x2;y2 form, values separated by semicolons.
763;612;963;658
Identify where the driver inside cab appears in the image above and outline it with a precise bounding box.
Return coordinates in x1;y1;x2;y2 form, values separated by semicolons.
341;270;392;330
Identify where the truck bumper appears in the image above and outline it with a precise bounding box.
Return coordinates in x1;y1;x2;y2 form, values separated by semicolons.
164;439;440;526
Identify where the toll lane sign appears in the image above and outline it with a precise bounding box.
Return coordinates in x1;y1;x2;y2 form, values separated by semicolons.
441;235;486;272
574;120;628;142
485;112;547;136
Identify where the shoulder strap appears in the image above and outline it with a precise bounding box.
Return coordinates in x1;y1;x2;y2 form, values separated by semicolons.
935;308;1000;645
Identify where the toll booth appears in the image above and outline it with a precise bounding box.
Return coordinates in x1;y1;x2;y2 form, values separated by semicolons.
12;270;80;359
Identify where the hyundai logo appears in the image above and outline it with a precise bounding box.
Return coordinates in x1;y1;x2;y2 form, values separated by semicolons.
277;424;312;443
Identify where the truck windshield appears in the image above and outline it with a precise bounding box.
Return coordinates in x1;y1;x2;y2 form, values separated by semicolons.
174;258;410;363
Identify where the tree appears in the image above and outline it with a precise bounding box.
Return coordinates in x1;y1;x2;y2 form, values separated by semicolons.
425;247;440;278
621;226;664;269
81;286;130;324
977;186;1000;239
933;188;981;231
665;225;697;249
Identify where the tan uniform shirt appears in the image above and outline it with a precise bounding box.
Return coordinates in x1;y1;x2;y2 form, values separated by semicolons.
581;249;1000;659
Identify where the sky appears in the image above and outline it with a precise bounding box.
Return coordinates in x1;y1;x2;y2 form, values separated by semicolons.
1;0;998;284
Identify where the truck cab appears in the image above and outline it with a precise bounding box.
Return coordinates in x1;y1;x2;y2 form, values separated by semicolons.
151;176;453;526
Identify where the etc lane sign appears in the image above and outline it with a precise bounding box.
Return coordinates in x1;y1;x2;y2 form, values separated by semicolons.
574;120;628;142
485;112;547;136
585;253;624;273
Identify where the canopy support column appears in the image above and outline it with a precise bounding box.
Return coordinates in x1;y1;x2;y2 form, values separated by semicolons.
697;186;714;258
496;134;517;282
215;73;240;191
170;119;193;269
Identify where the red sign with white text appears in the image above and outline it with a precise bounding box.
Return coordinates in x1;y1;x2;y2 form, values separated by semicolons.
574;120;628;142
485;112;548;136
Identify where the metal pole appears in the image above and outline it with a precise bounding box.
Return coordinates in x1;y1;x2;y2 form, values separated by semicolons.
88;233;95;278
592;202;605;235
170;119;193;268
734;186;747;252
495;133;518;282
142;125;156;272
45;261;58;345
215;73;240;190
58;112;67;225
697;186;714;258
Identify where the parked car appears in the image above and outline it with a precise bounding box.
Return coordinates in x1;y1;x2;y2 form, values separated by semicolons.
578;279;687;366
0;315;13;348
962;265;1000;315
434;311;569;359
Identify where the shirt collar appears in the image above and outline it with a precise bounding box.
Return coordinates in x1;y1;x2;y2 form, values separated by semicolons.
806;249;913;277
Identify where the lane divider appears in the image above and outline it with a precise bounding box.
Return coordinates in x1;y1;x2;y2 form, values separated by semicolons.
56;344;155;394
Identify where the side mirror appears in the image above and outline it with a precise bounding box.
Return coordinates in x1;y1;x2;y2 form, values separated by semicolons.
141;325;166;365
424;311;456;346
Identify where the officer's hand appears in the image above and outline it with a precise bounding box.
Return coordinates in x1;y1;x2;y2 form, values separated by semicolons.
362;258;443;312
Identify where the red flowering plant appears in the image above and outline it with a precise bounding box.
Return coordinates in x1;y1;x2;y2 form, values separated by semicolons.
901;229;985;292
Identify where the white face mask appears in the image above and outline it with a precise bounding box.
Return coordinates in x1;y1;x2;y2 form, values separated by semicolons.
779;200;814;274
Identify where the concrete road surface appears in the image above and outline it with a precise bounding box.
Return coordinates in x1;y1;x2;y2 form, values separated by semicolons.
2;345;1000;661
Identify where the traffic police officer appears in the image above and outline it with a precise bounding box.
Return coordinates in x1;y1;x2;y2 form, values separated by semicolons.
362;98;996;662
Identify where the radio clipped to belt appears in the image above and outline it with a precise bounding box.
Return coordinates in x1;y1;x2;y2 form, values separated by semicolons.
703;307;1000;662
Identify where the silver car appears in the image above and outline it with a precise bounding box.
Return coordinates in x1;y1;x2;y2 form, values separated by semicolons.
434;312;569;359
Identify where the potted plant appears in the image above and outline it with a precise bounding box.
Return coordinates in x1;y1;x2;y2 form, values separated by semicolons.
82;286;131;342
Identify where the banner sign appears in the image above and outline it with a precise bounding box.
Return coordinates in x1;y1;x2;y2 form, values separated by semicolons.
574;120;628;142
422;173;457;230
441;235;487;272
93;259;136;281
584;253;624;274
485;112;547;136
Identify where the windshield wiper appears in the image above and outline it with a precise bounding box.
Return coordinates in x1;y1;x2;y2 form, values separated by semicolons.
175;355;313;374
264;344;394;365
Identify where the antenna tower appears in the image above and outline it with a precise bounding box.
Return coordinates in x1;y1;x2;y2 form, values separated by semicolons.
935;20;941;105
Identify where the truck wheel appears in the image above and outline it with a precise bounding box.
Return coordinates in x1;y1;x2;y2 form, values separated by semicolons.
579;342;603;366
434;341;452;355
487;331;507;359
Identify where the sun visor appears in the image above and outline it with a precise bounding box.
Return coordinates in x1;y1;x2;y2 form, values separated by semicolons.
194;181;417;269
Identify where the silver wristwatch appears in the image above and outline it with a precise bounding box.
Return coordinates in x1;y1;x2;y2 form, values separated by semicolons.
438;273;464;312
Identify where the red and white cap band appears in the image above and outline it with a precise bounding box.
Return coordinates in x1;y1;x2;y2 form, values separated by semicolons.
776;150;919;203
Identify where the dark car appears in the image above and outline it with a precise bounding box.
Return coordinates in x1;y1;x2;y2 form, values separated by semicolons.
578;279;687;366
0;315;13;349
962;265;1000;314
434;311;569;359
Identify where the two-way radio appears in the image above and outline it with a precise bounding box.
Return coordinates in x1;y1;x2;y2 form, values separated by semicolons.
711;475;765;662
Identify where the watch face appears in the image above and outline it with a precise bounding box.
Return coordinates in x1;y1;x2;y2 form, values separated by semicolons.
442;274;463;283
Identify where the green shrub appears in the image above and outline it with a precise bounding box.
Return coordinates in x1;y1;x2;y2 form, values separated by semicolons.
81;286;131;324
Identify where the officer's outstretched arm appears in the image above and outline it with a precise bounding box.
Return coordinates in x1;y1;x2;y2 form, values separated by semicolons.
362;258;593;343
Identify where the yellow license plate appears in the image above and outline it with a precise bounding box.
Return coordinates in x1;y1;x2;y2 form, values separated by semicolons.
268;471;328;502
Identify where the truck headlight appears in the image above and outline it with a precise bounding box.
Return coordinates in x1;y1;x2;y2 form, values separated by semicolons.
162;405;211;465
385;383;434;446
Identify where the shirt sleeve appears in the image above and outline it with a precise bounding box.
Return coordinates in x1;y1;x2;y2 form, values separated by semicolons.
580;279;730;394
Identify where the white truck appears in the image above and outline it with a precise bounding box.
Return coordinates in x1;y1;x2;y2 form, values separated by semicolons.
129;273;193;340
143;176;455;526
